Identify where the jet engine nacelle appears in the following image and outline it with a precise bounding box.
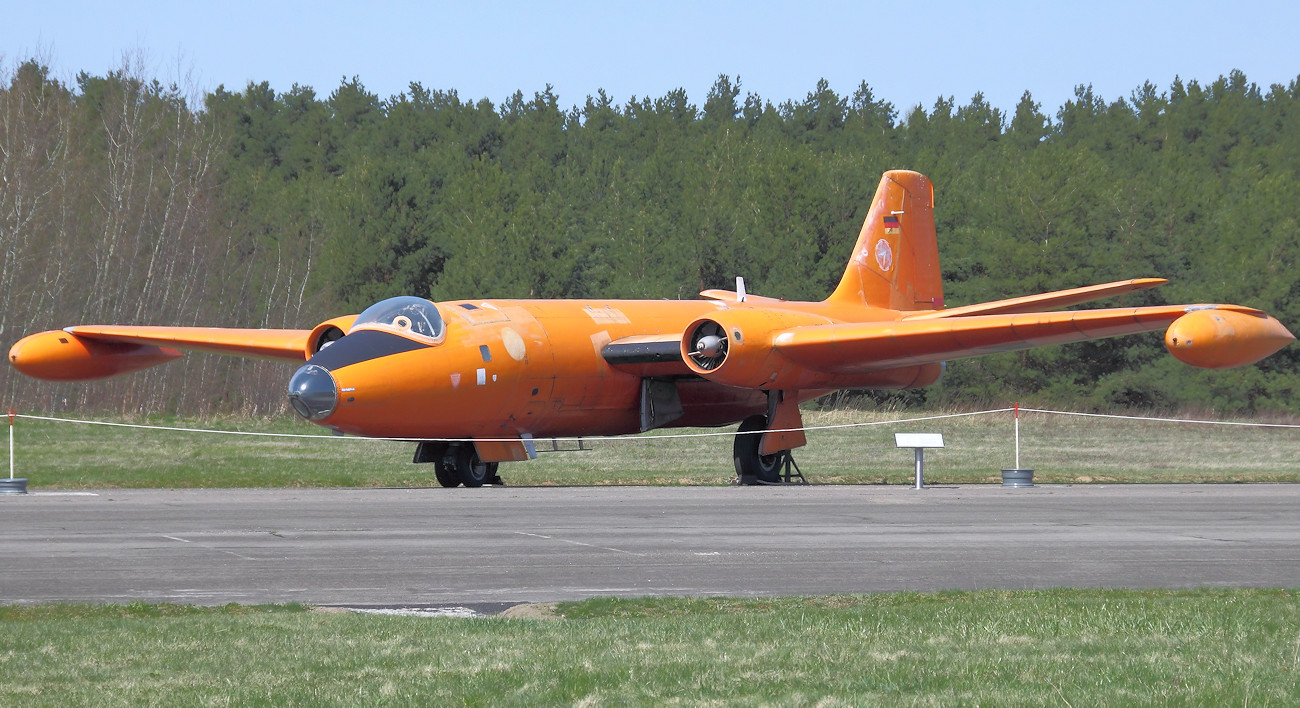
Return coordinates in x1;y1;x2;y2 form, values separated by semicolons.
304;315;359;359
7;330;182;381
1165;308;1295;369
681;309;831;389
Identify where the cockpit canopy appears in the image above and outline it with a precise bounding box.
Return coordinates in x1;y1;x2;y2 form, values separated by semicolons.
348;296;445;343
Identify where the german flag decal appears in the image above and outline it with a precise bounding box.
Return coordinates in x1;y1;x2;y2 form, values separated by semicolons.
883;215;900;234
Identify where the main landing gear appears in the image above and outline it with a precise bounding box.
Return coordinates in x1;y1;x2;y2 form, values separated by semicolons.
414;442;502;488
733;414;805;485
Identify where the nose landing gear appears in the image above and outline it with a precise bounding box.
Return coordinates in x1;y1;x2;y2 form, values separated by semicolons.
414;441;502;488
449;444;500;487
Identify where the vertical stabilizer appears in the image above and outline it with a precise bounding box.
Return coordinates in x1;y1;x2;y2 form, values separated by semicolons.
826;170;944;311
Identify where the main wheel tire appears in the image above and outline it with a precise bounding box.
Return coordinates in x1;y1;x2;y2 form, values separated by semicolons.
434;461;460;488
454;446;497;488
733;414;784;485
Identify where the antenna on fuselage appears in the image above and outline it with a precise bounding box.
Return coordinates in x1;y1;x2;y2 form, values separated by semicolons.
736;277;747;303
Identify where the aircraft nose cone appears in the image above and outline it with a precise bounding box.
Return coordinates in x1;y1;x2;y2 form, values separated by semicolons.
288;364;338;421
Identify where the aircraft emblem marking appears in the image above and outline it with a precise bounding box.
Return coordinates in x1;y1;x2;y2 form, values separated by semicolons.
875;239;894;272
450;372;461;389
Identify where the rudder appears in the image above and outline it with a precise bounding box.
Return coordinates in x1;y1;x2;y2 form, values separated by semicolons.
826;170;944;311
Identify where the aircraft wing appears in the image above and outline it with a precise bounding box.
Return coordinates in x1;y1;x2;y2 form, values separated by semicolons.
8;324;327;381
66;325;314;362
773;304;1267;374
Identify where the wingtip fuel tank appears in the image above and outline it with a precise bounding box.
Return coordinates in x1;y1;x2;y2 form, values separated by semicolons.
9;330;183;381
1165;308;1295;369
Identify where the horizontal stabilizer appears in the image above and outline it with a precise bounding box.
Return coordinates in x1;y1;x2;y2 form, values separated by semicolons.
700;289;785;304
774;304;1264;374
904;278;1168;320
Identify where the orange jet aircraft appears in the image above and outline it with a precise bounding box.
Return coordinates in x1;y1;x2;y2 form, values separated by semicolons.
9;171;1294;486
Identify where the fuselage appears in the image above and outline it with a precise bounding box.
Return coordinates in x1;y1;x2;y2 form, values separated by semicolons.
292;295;921;440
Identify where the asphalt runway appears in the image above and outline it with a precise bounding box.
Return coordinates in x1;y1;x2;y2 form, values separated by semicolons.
3;485;1298;606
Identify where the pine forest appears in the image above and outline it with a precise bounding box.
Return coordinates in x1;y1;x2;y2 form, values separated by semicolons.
2;59;1297;417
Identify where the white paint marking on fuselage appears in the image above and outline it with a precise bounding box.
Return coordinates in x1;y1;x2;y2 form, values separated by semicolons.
501;327;527;361
589;330;611;355
584;305;631;325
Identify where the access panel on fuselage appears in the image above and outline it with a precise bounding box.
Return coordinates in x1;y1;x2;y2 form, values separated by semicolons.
443;302;558;436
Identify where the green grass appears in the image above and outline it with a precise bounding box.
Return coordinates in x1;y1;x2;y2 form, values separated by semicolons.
6;408;1299;488
1;590;1296;705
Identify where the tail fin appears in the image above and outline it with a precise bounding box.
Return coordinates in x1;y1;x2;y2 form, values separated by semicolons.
826;170;944;311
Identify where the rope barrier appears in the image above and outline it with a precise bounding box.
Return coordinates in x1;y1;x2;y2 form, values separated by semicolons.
7;408;1015;443
1018;407;1300;429
13;413;352;439
5;405;1293;487
7;406;1297;446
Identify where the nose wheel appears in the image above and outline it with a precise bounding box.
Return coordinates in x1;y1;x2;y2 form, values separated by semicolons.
415;441;502;488
433;458;460;488
451;444;500;488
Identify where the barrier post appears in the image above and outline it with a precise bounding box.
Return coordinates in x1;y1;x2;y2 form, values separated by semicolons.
2;409;24;494
1001;403;1034;487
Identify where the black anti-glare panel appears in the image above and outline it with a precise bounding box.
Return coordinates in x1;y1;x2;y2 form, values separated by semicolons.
306;329;427;371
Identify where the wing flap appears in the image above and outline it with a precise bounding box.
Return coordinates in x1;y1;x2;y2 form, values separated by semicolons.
66;325;313;363
775;305;1262;374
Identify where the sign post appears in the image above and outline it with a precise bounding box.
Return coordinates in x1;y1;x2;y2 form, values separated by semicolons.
894;433;944;489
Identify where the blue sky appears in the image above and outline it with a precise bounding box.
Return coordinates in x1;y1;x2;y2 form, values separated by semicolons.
5;1;1299;119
